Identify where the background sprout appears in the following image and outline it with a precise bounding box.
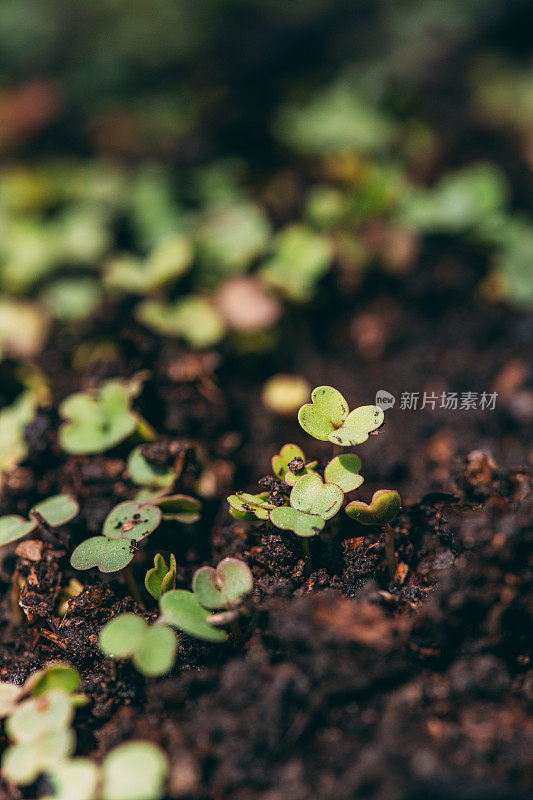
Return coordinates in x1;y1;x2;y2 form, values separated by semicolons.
0;494;79;547
127;446;175;491
324;454;364;493
298;385;384;445
25;663;81;698
227;492;275;521
135;295;226;348
259;224;333;303
0;391;37;475
101;741;167;800
42;758;99;800
346;489;402;578
2;690;76;785
99;613;177;677
154;494;201;524
0;684;24;719
105;233;193;295
159;590;227;643
58;378;148;455
71;501;162;575
272;444;318;486
214;276;281;334
192;557;253;610
145;554;177;600
261;374;311;417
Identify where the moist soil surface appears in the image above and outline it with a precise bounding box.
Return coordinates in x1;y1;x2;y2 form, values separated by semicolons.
0;254;532;800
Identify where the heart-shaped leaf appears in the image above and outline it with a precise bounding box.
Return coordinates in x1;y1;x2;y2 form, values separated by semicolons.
43;758;99;800
99;613;177;677
271;443;317;485
103;501;162;541
324;454;363;493
227;492;275;521
101;741;167;800
345;489;401;525
269;506;325;538
298;385;349;441
127;446;175;490
192;558;253;610
0;515;36;546
2;729;75;786
291;474;343;520
145;553;177;600
154;494;201;524
31;494;79;527
159;590;227;643
26;664;81;698
58;379;141;455
70;537;134;573
328;404;384;446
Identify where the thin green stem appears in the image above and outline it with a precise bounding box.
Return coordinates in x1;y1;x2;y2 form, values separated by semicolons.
123;566;145;609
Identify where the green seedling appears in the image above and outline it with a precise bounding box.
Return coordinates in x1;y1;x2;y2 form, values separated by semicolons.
145;554;177;599
0;390;37;475
346;489;401;578
153;493;201;523
160;590;227;643
71;500;162;574
135;294;226;348
99;613;177;677
2;690;76;785
59;377;153;455
128;446;175;491
192;557;253;611
259;224;333;303
324;453;363;493
42;741;168;800
0;494;79;547
105;233;193;295
0;663;82;719
227;492;275;522
298;385;384;446
272;443;318;486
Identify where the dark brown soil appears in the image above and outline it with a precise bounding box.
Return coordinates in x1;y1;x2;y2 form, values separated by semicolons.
0;254;532;799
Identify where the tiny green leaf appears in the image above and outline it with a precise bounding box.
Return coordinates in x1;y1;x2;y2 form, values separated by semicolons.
324;454;363;493
133;625;177;677
7;690;75;744
26;663;81;698
271;444;317;485
345;489;401;525
192;558;253;610
99;614;148;658
31;494;79;527
328;405;384;446
160;590;227;643
0;515;36;546
154;494;201;524
2;729;75;786
269;506;325;538
128;446;175;490
298;385;349;441
70;537;134;573
101;741;167;800
227;492;275;521
103;501;162;541
145;554;177;600
290;474;344;520
43;758;99;800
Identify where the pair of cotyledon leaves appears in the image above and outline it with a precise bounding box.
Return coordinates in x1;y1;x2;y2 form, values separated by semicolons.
70;494;200;574
298;385;384;446
0;495;79;548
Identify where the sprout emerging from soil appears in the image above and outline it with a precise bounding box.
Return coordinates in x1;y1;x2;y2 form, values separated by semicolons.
2;690;76;785
99;613;177;677
0;494;79;547
128;445;175;491
70;501;162;575
298;385;383;445
145;553;177;600
160;558;253;643
346;489;402;578
58;376;154;455
227;384;399;575
0;663;82;720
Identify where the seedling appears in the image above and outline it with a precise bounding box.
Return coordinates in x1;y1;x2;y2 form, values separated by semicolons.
160;558;253;642
145;553;177;599
128;446;175;491
346;489;401;578
153;493;201;523
0;663;82;719
227;492;275;522
324;453;363;493
298;385;383;446
0;494;79;547
58;376;155;455
99;613;177;677
2;690;76;785
136;294;226;348
272;443;318;486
